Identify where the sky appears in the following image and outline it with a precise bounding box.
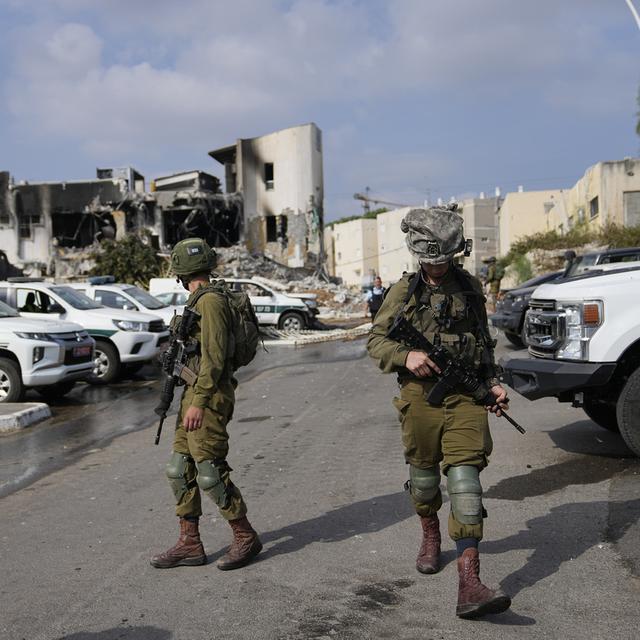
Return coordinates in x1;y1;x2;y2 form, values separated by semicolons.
0;0;638;222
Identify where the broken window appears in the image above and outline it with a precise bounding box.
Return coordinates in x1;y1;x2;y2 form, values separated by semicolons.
266;215;277;242
590;196;599;218
264;163;274;191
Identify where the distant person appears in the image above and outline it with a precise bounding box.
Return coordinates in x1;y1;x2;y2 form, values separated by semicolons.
484;257;502;312
364;276;386;320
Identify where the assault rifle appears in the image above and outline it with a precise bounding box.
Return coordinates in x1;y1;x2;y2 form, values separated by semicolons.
387;315;525;434
154;306;200;445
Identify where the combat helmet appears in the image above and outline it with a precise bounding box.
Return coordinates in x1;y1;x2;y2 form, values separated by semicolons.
401;204;471;265
170;237;217;276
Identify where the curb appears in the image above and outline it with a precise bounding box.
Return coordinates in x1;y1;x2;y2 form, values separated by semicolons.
261;324;371;346
0;403;51;433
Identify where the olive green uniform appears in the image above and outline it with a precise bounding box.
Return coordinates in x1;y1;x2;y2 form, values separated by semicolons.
367;268;499;540
486;264;500;295
171;284;247;521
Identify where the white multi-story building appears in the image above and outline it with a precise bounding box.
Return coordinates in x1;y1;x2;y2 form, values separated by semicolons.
209;123;324;268
331;217;378;287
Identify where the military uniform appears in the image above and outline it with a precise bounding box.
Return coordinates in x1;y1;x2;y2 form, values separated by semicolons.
171;286;247;522
151;238;261;571
368;268;496;541
367;206;511;619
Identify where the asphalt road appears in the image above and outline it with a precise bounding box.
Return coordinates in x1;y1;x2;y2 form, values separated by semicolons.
2;337;640;640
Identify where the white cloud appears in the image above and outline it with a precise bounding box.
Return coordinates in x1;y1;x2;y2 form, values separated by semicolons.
2;0;637;216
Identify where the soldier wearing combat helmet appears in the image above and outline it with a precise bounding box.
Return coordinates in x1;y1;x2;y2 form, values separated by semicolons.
150;238;262;571
367;205;512;619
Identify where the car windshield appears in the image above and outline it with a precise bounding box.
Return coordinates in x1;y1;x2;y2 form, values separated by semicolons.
123;286;167;309
0;300;19;317
50;286;103;310
565;255;597;277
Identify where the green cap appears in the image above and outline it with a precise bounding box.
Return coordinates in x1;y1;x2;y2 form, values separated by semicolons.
170;238;217;275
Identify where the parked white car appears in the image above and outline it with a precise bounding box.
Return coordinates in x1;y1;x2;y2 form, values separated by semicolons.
0;299;94;402
0;279;169;384
149;277;318;330
68;277;180;326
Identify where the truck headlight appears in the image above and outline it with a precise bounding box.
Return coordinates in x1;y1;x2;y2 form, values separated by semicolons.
14;331;54;341
113;319;150;332
556;300;603;361
303;299;317;309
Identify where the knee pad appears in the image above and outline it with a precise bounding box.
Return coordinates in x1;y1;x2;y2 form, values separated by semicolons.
409;465;441;503
166;452;192;504
447;465;483;525
196;460;230;508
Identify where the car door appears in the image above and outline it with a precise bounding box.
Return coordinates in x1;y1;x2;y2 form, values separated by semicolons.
233;282;278;325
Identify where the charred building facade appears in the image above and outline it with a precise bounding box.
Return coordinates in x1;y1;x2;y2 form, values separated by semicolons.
0;168;157;276
209;122;324;268
152;171;241;248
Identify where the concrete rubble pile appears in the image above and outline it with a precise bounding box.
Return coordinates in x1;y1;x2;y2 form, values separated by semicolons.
215;245;365;319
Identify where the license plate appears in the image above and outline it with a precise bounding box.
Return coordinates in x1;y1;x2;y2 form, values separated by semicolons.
73;346;91;357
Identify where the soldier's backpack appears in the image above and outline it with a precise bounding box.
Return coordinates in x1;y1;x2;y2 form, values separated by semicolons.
187;280;260;371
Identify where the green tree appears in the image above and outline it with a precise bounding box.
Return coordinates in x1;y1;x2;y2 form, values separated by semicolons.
89;233;163;286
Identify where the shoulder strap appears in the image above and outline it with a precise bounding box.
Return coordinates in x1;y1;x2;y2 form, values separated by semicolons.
451;266;493;346
186;282;222;310
403;272;422;306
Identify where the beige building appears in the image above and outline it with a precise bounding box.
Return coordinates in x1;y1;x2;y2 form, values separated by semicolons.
331;217;378;287
498;189;564;256
376;207;417;285
499;158;640;256
458;197;500;275
545;158;640;233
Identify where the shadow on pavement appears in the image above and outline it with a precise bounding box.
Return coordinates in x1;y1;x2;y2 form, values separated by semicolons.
54;626;172;640
482;498;640;597
485;455;633;501
258;491;413;560
544;420;634;458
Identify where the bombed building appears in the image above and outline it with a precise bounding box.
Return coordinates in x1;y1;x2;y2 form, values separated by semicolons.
0;122;325;276
0;167;158;276
209;122;324;268
152;170;242;248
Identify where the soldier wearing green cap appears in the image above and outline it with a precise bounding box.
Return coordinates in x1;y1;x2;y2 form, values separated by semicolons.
367;205;512;619
150;237;262;571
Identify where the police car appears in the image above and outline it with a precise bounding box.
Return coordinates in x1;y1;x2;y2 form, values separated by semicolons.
68;276;181;326
149;277;318;331
0;278;169;384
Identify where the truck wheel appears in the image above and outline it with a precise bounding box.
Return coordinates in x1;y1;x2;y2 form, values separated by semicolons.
278;312;306;331
504;332;524;348
35;381;76;401
583;396;619;432
88;341;120;385
0;357;24;403
617;368;640;456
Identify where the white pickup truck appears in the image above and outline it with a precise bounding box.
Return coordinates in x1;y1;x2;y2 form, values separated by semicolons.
500;263;640;455
0;279;169;384
0;299;94;402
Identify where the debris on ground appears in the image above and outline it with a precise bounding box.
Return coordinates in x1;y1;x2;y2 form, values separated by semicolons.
216;245;366;319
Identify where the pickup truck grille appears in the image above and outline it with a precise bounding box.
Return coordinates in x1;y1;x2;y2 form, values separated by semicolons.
525;299;562;358
148;320;166;333
528;299;555;311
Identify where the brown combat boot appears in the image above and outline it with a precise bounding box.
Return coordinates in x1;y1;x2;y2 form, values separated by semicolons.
456;548;511;619
216;516;263;571
416;514;441;574
150;518;206;569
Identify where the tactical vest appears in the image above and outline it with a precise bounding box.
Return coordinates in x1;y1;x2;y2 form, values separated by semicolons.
369;289;385;313
401;268;493;371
